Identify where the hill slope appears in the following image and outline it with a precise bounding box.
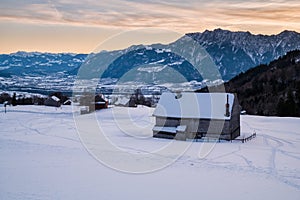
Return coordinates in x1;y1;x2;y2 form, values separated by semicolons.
1;105;300;199
199;50;300;117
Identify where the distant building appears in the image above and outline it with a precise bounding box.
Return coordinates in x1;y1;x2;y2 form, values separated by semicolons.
91;94;108;110
44;96;61;107
63;99;72;105
0;93;11;104
112;96;131;107
79;93;108;113
152;92;240;141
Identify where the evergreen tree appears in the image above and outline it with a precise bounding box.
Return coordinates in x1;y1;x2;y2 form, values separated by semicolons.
11;93;17;106
286;90;296;116
277;91;297;117
277;97;287;117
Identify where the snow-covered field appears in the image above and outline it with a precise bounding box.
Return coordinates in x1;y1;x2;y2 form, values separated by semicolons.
0;105;300;199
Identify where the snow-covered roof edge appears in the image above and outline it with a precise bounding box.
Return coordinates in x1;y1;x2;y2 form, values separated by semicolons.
51;96;60;102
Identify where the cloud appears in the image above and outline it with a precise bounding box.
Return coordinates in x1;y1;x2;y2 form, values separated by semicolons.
0;0;63;24
0;0;299;33
199;1;300;33
57;0;222;32
1;0;300;53
0;0;202;32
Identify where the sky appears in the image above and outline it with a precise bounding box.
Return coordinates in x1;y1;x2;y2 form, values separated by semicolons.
0;0;300;54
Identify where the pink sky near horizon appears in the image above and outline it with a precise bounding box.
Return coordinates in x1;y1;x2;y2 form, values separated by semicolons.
1;0;300;54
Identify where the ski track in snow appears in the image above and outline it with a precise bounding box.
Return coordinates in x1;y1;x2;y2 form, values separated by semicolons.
0;105;300;199
13;113;80;145
106;108;300;190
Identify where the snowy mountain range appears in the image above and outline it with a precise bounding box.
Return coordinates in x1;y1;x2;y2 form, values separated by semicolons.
0;52;86;77
1;29;300;94
187;29;300;79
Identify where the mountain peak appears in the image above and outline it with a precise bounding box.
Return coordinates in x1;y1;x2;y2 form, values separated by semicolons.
278;30;299;36
187;28;300;38
185;28;300;80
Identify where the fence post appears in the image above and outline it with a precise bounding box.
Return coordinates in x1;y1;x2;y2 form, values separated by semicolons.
4;102;7;113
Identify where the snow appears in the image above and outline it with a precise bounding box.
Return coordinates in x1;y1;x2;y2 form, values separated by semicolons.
153;125;187;134
0;105;300;199
176;125;187;132
168;61;183;66
154;49;165;53
153;126;177;133
51;96;60;102
0;66;10;70
137;65;166;73
112;96;130;106
145;46;152;50
153;92;234;120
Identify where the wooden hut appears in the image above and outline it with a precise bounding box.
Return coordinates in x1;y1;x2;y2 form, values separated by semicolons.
44;96;61;107
91;94;108;110
152;92;240;141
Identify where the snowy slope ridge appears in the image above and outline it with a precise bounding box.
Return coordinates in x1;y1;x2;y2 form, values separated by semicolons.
0;105;299;199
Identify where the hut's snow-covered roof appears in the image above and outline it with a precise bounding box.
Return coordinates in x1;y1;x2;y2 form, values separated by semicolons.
114;96;130;106
153;92;235;120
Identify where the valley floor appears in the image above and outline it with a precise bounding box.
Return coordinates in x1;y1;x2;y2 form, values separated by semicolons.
0;105;299;199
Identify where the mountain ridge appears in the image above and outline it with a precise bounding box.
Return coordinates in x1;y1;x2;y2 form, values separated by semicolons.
186;29;300;80
1;28;300;94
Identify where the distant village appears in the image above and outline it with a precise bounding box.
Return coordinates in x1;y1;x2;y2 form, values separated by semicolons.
0;88;161;110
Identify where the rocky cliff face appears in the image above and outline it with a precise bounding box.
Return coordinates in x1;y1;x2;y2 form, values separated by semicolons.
187;29;300;80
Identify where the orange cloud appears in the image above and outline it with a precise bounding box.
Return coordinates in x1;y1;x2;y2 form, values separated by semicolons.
1;0;299;33
199;1;300;34
1;0;300;53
